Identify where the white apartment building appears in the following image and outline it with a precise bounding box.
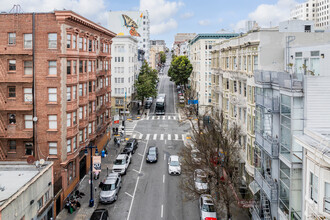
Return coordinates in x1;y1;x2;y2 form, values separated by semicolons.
111;36;138;115
290;0;330;29
108;11;150;61
189;33;239;115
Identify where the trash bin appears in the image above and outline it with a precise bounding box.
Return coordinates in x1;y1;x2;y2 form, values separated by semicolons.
101;150;105;158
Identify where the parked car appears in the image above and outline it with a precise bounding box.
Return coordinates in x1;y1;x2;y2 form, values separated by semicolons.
146;146;158;163
122;138;138;154
112;154;131;175
194;169;209;192
145;97;153;109
179;96;185;104
191;149;201;164
99;173;121;204
168;155;181;175
90;209;109;220
199;194;217;220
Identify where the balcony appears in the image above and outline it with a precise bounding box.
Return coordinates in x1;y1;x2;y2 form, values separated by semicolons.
89;72;96;80
88;92;96;101
0;100;33;111
255;131;279;158
255;168;278;202
67;75;78;85
106;86;111;92
6;125;33;139
67;124;79;138
96;105;106;116
67;100;78;111
79;73;88;82
79;95;88;106
278;72;303;91
96;87;106;96
254;70;271;85
79;118;88;128
89;112;96;122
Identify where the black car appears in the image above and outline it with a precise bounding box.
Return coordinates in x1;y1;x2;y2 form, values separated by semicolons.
145;101;152;109
122;138;138;154
146;146;158;163
90;209;109;220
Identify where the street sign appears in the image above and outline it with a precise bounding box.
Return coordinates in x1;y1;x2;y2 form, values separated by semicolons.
114;115;120;124
188;100;198;105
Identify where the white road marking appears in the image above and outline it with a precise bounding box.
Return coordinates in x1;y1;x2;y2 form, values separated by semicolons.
163;174;165;183
125;192;133;198
127;139;149;220
138;153;143;157
139;134;143;139
175;134;178;140
153;134;157;140
168;134;171;140
146;134;150;140
132;169;140;174
181;134;184;140
132;134;136;138
173;116;176;120
160;134;164;140
164;154;166;160
161;204;164;218
152;116;155;120
162;116;165;120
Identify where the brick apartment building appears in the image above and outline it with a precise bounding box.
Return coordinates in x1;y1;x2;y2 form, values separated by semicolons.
0;10;116;216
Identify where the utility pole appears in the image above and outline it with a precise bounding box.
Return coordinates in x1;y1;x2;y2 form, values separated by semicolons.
124;88;127;137
196;92;199;116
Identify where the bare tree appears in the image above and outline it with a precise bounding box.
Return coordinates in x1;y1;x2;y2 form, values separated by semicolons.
179;103;247;219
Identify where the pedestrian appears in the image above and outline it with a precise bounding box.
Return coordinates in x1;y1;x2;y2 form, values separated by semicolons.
114;137;117;145
117;138;121;147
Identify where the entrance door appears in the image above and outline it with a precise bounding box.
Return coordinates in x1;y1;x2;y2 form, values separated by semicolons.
79;156;86;180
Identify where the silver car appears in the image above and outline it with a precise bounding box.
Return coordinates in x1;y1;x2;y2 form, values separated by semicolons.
168;155;181;175
199;194;217;220
194;169;209;192
112;154;131;175
99;173;121;204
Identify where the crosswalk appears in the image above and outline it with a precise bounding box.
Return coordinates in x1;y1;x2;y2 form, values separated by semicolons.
142;116;177;120
131;133;185;141
123;120;137;136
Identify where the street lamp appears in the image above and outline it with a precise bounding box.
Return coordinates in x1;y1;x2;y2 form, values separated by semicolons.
123;87;127;137
85;145;99;207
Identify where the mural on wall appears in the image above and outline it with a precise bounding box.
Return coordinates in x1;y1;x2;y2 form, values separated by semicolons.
121;14;142;37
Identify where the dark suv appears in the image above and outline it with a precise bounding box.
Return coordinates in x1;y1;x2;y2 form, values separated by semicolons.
90;209;109;220
122;138;138;154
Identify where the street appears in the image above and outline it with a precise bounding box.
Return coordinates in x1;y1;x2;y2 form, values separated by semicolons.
97;58;199;220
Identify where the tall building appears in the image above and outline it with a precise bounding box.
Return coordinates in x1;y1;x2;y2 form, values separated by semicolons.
189;33;239;115
111;36;138;115
108;11;150;61
0;11;115;215
290;0;330;29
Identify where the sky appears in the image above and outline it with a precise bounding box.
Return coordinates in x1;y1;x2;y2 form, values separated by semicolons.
0;0;305;47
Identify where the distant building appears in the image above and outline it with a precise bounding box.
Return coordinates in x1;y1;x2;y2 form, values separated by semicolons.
111;36;138;116
290;0;330;30
108;11;150;61
0;10;115;216
173;33;196;56
150;40;166;70
0;161;53;220
246;21;257;32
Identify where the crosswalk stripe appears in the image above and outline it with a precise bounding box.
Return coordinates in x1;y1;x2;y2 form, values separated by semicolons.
160;134;164;140
139;134;143;139
153;134;157;140
168;134;171;140
168;116;171;120
162;116;165;120
175;134;178;140
132;134;136;138
173;116;176;120
181;134;184;140
146;134;150;140
152;116;155;120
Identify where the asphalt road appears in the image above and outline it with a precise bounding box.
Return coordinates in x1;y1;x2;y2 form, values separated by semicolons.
97;57;199;220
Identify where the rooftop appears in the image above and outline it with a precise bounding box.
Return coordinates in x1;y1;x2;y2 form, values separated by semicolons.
0;161;53;206
190;33;239;45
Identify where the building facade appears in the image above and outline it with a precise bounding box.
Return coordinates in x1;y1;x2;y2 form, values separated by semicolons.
149;40;166;70
0;161;53;220
108;11;150;61
0;11;115;215
111;36;138;115
173;33;196;56
290;0;330;29
189;33;239;115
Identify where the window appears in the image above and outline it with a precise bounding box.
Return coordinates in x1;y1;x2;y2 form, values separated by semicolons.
79;107;83;119
8;33;16;45
79;61;83;73
24;88;32;102
79;37;83;50
24;34;32;49
79;130;83;142
48;33;57;49
73;60;77;74
84;38;87;51
67;113;71;127
67;34;71;48
25;143;33;155
37;197;43;210
88;61;92;72
88;123;92;134
9;114;16;124
24;115;33;129
48;115;57;130
73;111;77;125
8;86;16;98
79;84;83;96
8;60;16;71
48;61;57;75
72;35;76;49
44;191;50;202
73;86;76;100
325;182;330;213
48;88;57;102
67;60;71;74
67;87;71;101
49;142;57;155
73;136;77;150
67;139;71;152
24;61;32;75
8;140;16;152
310;172;318;203
89;40;92;52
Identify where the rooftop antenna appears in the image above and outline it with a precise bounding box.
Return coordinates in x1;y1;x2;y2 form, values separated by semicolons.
9;4;24;14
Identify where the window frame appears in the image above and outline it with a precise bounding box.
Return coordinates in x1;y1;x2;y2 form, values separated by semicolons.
8;59;16;72
24;61;33;75
48;115;57;130
8;86;16;98
48;88;57;103
23;33;32;49
24;88;33;102
48;61;57;76
8;33;16;45
24;115;33;129
48;33;57;49
49;142;58;155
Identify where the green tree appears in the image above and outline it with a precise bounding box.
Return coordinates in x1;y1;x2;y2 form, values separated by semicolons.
135;61;158;105
168;55;193;87
159;51;166;65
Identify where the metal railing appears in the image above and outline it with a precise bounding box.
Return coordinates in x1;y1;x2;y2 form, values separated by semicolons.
255;168;278;202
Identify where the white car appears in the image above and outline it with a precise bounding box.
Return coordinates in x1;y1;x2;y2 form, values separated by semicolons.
112;154;131;175
194;169;209;192
179;96;185;104
199;194;217;220
191;149;201;164
168;155;181;175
